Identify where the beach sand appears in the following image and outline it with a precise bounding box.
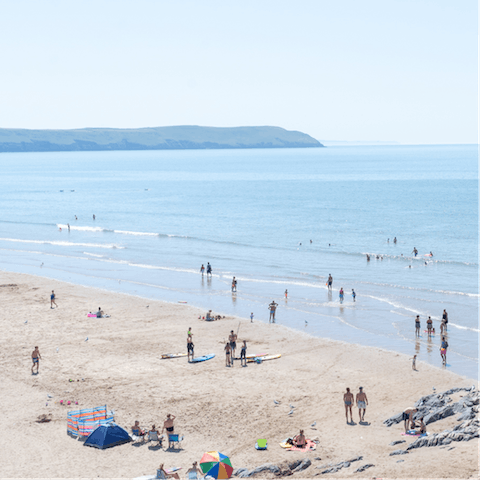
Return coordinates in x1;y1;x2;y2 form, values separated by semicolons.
0;271;477;479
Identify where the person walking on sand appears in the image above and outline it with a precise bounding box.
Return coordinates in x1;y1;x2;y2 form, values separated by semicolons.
339;288;344;303
229;330;237;359
356;387;368;422
200;264;205;276
344;387;354;423
327;274;333;289
440;336;448;364
268;301;278;323
415;315;421;337
351;289;356;301
410;354;417;371
50;290;57;309
31;346;41;374
187;333;194;362
225;342;232;367
240;340;247;367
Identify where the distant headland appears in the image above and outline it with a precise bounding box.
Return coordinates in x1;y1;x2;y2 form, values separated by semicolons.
0;126;323;153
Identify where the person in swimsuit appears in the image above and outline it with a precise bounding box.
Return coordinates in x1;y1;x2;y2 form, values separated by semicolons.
285;289;288;299
225;342;232;367
415;315;421;337
293;430;306;448
31;346;41;374
356;387;368;422
268;301;278;323
427;316;433;337
414;417;426;435
327;274;333;289
250;312;254;323
393;237;397;244
200;264;205;275
232;277;237;292
229;330;237;360
351;289;356;301
162;414;176;448
158;464;180;480
75;215;78;220
206;263;212;276
50;290;57;309
410;354;417;370
186;462;202;479
187;334;194;362
240;340;247;367
343;387;354;423
442;310;448;331
440;336;448;364
412;247;418;257
131;420;146;437
67;223;70;231
339;288;344;303
402;408;417;432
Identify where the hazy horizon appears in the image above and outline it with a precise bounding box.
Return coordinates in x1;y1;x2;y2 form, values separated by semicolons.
1;0;477;145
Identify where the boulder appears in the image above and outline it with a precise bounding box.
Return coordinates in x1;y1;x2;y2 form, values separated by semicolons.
389;449;409;456
354;464;374;473
291;459;311;473
424;405;455;425
390;440;406;446
384;412;404;427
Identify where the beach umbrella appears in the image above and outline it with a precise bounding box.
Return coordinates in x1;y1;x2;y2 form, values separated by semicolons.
200;451;233;479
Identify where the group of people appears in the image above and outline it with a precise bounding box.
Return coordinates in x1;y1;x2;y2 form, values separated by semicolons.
131;414;177;449
338;287;356;303
343;387;368;423
402;407;426;434
413;310;450;364
199;263;212;276
224;330;247;367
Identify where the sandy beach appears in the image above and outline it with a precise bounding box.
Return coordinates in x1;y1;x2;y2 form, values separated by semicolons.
0;271;477;480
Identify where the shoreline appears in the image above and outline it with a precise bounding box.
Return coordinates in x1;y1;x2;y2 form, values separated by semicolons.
0;271;478;479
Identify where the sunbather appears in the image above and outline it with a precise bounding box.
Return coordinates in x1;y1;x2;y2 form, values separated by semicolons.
293;429;306;448
149;424;159;435
413;417;426;435
186;462;203;479
131;420;145;436
158;464;180;480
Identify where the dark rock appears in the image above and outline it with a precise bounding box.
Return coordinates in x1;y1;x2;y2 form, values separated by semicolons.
384;412;404;427
291;459;311;473
457;408;475;422
424;405;455;425
390;440;406;446
390;449;409;456
355;464;375;473
396;460;405;463
346;456;363;463
288;460;302;471
448;447;455;450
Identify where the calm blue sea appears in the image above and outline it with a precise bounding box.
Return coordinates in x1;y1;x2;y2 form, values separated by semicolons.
0;145;478;378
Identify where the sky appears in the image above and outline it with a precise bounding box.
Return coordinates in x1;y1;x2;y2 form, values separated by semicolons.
0;0;477;144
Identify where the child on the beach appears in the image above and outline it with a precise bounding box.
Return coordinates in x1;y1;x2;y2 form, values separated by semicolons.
410;355;417;370
250;312;254;323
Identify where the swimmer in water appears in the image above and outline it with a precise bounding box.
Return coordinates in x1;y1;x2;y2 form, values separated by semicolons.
412;247;418;257
75;215;78;220
429;251;433;256
393;237;397;244
366;254;370;261
67;223;70;231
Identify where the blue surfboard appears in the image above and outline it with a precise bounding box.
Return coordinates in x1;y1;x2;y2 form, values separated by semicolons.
190;353;215;363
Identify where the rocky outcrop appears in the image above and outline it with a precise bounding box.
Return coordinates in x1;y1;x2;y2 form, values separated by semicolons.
316;456;363;474
233;459;311;477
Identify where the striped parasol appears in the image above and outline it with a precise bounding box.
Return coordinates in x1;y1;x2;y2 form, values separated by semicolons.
200;451;233;479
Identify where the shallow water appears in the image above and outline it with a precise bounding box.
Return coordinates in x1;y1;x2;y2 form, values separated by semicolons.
0;145;477;378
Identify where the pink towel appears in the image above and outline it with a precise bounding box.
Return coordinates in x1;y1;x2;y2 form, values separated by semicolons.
287;439;316;451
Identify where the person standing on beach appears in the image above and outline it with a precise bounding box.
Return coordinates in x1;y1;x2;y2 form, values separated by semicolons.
410;355;417;370
200;264;205;276
327;274;333;290
440;336;448;364
427;316;433;337
187;333;194;362
206;263;212;276
250;312;254;323
268;301;278;323
240;340;247;367
31;346;41;374
402;408;417;432
356;387;368;422
225;342;232;367
50;290;57;309
339;288;344;303
415;315;421;337
229;330;237;359
343;388;354;423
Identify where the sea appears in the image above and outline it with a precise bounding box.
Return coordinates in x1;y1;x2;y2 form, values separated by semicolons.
0;145;478;378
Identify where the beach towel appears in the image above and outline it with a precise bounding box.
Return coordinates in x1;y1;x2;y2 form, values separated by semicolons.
287;439;316;451
401;431;427;437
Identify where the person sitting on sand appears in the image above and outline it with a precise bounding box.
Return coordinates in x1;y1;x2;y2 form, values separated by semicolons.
131;420;145;436
206;310;213;321
158;464;180;480
186;462;203;479
402;408;417;433
293;429;306;448
149;424;159;435
414;417;426;435
96;307;104;318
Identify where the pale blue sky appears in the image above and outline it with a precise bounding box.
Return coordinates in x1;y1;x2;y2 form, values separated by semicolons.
0;0;477;144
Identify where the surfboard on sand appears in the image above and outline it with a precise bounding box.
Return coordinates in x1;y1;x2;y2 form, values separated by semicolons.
247;354;281;363
232;353;268;361
161;353;188;359
190;353;215;363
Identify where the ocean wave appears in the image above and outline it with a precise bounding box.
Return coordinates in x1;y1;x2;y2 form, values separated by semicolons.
114;230;160;237
0;237;124;249
57;224;104;232
83;252;104;258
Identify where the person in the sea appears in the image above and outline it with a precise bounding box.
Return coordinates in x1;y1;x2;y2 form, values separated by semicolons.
442;310;448;331
31;346;41;374
427;316;433;336
339;288;344;303
293;429;306;448
366;254;370;261
162;414;176;448
229;330;237;359
75;215;78;220
200;264;205;275
356;387;368;422
402;407;417;432
206;262;212;276
231;277;237;292
67;223;70;231
343;387;354;423
285;289;288;299
187;333;194;362
268;301;278;323
327;274;333;289
393;237;397;244
412;247;418;257
240;340;247;367
50;290;57;309
440;336;448;364
351;289;356;301
93;214;95;220
415;315;421;337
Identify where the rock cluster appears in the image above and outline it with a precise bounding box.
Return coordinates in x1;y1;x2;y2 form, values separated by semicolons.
233;459;311;477
316;456;363;474
354;464;375;473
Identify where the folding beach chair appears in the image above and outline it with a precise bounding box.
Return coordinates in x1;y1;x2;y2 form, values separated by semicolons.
131;428;146;443
168;434;184;449
147;431;163;445
187;471;198;480
156;469;167;479
255;439;268;450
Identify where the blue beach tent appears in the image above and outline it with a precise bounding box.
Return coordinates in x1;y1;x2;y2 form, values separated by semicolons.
84;423;131;449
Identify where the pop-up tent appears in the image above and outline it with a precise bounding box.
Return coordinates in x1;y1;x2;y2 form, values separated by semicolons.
84;423;131;449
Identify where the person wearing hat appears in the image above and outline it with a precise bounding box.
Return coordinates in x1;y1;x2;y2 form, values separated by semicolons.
356;387;368;422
